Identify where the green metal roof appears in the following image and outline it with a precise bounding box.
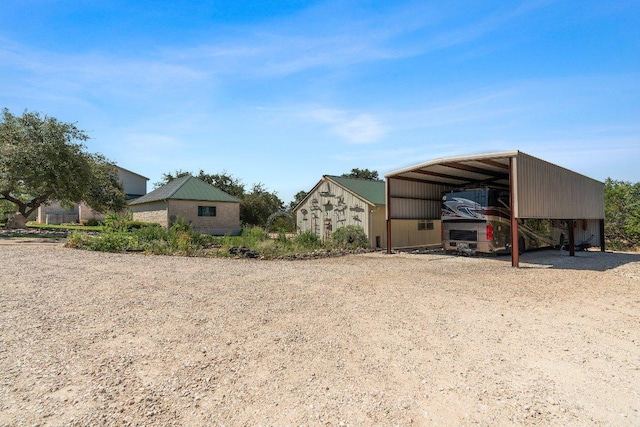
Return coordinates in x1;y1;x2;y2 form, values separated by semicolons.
325;175;385;206
128;175;241;205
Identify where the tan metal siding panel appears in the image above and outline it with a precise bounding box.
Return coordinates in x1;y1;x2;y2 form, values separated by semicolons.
387;178;448;220
391;219;441;248
371;208;387;248
516;154;604;219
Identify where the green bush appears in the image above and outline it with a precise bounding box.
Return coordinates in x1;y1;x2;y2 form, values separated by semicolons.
66;230;135;252
244;226;269;240
125;220;157;231
66;221;370;258
132;223;166;241
103;212;130;232
84;218;101;227
330;225;369;249
294;231;322;250
65;231;91;248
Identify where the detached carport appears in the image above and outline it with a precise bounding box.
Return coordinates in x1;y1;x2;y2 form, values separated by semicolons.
385;150;605;267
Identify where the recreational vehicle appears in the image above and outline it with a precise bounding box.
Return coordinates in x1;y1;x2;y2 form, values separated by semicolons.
441;187;566;255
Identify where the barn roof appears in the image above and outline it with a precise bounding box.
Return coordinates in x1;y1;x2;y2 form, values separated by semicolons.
292;175;386;212
326;175;386;206
128;175;240;205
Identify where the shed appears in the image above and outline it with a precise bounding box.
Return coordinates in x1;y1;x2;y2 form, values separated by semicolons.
294;175;437;249
385;150;605;266
128;175;241;235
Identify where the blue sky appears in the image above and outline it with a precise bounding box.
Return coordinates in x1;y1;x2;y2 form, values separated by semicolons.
1;0;638;203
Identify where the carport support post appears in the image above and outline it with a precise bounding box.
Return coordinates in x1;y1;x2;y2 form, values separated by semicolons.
509;157;519;267
599;219;606;252
386;178;392;254
568;219;575;257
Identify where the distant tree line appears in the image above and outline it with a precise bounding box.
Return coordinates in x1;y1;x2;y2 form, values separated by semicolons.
604;179;640;250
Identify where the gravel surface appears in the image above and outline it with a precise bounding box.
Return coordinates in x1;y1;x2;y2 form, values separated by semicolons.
1;241;639;426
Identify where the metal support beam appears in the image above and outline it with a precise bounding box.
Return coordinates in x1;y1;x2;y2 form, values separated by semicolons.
509;157;519;267
568;220;575;257
386;179;392;254
599;219;606;252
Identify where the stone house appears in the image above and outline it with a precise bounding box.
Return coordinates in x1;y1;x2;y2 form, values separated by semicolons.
128;175;241;235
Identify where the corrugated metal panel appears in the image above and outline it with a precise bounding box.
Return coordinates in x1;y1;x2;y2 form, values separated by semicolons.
516;153;604;219
388;197;441;219
387;178;448;219
388;178;447;199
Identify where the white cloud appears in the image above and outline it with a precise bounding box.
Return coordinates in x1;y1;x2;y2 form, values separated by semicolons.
300;107;389;144
333;114;388;144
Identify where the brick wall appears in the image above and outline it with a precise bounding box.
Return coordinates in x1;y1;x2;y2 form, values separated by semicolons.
168;200;240;235
130;201;169;227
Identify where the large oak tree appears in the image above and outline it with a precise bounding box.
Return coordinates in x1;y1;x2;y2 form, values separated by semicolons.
0;108;125;227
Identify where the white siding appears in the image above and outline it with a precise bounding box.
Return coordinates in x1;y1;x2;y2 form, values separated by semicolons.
117;167;147;197
296;180;373;243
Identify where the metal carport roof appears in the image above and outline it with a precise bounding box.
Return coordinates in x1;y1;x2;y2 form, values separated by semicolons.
384;150;605;267
385;150;513;189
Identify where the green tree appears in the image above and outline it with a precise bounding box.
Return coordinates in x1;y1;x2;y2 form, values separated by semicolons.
341;168;381;181
241;183;284;227
155;169;245;198
604;178;640;249
289;190;308;210
153;169;191;188
0;108;125;227
196;170;245;198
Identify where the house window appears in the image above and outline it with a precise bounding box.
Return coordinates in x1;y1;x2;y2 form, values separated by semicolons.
418;221;434;231
198;206;216;217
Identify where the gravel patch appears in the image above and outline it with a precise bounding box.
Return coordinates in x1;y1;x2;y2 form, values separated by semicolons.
1;243;639;426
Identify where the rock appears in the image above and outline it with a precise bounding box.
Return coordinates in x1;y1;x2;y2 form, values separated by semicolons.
6;213;27;228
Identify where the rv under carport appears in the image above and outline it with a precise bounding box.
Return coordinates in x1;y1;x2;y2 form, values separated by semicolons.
385;151;605;267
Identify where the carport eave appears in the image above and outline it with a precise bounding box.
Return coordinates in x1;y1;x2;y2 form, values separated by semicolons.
384;150;520;179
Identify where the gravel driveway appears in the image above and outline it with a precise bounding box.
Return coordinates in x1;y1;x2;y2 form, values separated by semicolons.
1;241;639;426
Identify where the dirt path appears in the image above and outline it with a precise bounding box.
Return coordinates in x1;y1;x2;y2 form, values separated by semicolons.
1;243;639;426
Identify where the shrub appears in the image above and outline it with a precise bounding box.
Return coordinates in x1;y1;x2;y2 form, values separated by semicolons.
125;220;157;231
65;231;90;248
84;218;101;227
330;225;369;249
66;230;135;252
240;227;269;247
131;223;165;239
294;231;322;250
103;212;131;232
